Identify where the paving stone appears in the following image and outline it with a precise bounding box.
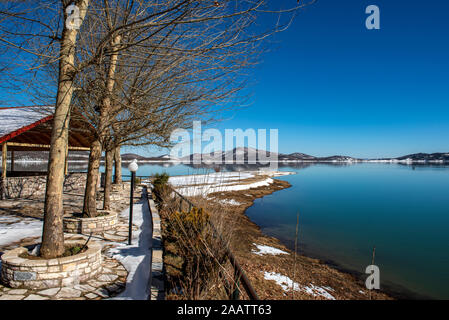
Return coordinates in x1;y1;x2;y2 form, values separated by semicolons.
55;287;82;299
117;232;129;237
102;267;114;273
94;288;110;298
0;294;24;300
74;284;96;292
104;262;119;267
24;294;49;300
8;289;29;295
116;270;127;277
98;274;119;282
38;288;60;296
85;293;98;299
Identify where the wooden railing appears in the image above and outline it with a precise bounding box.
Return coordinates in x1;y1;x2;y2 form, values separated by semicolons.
145;176;259;300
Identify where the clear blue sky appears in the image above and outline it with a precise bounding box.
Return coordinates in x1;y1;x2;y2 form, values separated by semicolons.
2;1;448;159
159;0;448;159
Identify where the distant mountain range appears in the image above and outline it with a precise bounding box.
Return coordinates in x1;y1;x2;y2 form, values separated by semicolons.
5;148;449;164
178;147;355;163
178;147;449;163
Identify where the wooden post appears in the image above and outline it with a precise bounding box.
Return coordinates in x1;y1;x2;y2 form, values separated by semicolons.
11;150;14;172
1;143;7;200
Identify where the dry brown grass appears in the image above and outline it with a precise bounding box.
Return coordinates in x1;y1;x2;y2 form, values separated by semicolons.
157;185;245;300
155;172;393;300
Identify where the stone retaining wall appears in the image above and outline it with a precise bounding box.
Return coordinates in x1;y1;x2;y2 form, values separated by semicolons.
4;173;86;199
63;211;117;234
0;240;102;289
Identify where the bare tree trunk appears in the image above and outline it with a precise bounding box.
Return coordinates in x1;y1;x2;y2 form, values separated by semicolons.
103;148;113;210
82;34;121;216
113;145;122;184
82;139;101;217
40;0;89;259
95;34;121;209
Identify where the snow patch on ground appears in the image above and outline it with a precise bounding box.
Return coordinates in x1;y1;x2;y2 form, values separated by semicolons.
0;216;42;247
252;244;289;256
263;271;336;300
219;199;242;206
169;171;255;187
174;177;274;196
107;196;152;300
168;171;293;197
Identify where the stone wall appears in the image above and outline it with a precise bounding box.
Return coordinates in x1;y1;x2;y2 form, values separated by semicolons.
0;240;102;289
63;211;118;234
4;173;86;199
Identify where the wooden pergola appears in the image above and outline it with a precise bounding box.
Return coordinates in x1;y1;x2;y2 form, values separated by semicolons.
0;106;95;199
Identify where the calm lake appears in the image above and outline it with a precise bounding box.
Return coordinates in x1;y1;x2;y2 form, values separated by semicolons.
14;161;449;299
245;163;449;300
121;162;449;299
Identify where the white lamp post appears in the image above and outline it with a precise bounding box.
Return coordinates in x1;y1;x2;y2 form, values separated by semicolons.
128;159;138;245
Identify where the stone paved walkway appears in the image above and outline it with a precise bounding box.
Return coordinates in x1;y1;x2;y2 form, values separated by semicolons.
0;184;150;300
0;236;128;300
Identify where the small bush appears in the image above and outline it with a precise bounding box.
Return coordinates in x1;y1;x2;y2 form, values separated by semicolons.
152;172;170;201
163;207;229;298
153;172;169;188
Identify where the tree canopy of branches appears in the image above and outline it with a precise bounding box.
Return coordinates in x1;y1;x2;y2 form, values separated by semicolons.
0;0;314;258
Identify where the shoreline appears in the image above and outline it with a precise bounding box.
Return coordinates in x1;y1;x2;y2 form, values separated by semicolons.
237;178;432;300
219;177;433;300
206;176;394;300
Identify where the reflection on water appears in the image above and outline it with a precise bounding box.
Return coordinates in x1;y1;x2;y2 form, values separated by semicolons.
6;160;449;299
9;159;449;176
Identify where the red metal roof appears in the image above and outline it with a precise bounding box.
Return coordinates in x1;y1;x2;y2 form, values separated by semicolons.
0;106;54;144
0;106;94;150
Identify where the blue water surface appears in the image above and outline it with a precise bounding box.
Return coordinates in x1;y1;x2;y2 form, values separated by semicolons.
105;161;449;299
245;163;449;299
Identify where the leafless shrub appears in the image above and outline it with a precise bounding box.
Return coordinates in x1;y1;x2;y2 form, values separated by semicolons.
157;183;245;300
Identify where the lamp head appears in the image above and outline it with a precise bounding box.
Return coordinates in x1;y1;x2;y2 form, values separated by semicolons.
128;159;138;173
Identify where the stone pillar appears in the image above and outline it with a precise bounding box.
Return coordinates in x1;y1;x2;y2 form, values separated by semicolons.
11;150;14;172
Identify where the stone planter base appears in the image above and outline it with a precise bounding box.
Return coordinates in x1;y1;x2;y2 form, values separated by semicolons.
63;211;117;234
0;240;102;289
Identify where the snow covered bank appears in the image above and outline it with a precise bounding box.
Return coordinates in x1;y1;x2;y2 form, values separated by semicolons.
169;171;294;197
263;271;336;300
252;244;289;256
218;199;242;206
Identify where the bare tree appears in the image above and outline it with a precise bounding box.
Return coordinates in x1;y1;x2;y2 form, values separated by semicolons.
71;0;307;216
0;0;314;256
1;0;90;258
